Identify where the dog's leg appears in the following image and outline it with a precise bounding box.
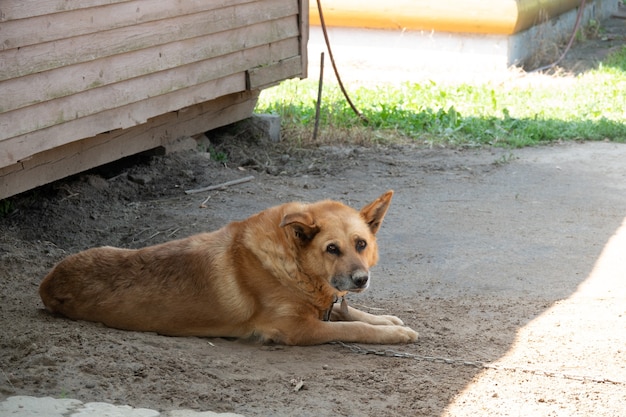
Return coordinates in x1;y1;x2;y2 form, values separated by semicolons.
278;318;418;345
330;298;406;326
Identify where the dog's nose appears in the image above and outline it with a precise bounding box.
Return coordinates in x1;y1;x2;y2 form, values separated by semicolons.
352;272;369;288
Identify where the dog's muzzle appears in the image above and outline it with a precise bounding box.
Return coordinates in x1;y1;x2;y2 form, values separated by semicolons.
351;271;369;290
331;270;370;293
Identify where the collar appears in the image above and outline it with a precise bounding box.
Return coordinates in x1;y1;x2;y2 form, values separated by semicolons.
322;295;339;321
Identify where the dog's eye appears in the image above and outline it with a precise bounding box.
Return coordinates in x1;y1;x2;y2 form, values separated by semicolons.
356;239;367;252
326;243;340;255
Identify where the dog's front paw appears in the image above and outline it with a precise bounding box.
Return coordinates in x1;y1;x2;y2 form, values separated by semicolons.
397;326;419;343
383;325;418;344
380;314;404;326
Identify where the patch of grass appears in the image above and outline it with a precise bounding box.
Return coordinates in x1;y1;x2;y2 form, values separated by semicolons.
493;152;518;166
0;199;13;218
208;146;228;163
256;48;626;147
601;45;626;72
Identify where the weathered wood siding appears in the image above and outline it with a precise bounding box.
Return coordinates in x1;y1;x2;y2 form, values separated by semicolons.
0;0;308;199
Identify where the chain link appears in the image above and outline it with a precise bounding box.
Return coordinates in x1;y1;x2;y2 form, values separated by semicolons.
331;341;625;385
332;341;485;367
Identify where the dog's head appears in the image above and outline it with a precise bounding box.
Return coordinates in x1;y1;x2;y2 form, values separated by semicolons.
280;191;393;295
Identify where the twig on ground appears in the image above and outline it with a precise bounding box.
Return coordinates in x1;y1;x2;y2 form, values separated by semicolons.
199;195;211;209
1;368;15;391
185;176;254;195
290;378;305;392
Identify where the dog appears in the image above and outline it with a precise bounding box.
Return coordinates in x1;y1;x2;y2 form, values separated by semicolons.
39;190;418;345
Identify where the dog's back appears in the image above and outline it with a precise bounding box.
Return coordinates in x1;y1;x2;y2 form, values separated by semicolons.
39;202;302;337
39;229;253;336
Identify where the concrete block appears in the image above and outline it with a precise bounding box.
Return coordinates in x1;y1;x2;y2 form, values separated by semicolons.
193;133;212;153
248;114;281;142
509;0;620;66
163;136;197;154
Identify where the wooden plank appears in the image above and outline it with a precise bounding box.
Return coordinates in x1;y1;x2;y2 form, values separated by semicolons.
0;0;298;81
0;91;260;200
246;56;303;89
266;38;302;65
0;0;129;21
1;0;256;50
158;91;260;152
0;73;248;169
0;34;300;144
299;0;310;79
1;16;299;113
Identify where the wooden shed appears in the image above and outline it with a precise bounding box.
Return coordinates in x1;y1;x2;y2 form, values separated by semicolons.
0;0;309;199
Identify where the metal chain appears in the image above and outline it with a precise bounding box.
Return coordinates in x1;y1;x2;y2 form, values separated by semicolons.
331;341;625;385
331;341;484;367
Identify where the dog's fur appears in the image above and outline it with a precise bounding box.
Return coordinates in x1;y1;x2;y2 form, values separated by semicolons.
39;190;418;345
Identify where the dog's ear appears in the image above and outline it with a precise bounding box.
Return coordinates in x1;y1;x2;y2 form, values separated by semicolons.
360;190;393;234
280;212;320;242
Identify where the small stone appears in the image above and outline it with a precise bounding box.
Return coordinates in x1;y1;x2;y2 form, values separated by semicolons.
181;170;195;179
128;174;152;185
86;175;109;190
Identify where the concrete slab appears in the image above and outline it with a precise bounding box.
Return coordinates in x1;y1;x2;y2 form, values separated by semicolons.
0;396;244;417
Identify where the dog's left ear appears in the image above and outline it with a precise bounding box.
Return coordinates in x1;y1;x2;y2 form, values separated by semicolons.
280;212;320;242
360;190;393;234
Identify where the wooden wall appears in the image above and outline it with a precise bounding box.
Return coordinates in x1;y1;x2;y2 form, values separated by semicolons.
0;0;309;199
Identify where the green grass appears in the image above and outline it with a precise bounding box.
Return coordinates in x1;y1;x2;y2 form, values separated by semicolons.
256;46;626;147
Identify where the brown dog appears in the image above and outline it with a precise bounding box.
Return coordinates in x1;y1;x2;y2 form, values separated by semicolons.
39;190;418;345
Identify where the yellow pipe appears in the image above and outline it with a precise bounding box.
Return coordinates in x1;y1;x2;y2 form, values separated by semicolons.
514;0;583;32
310;0;583;35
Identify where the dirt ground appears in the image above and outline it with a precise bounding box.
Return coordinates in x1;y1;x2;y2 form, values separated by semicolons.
1;11;626;417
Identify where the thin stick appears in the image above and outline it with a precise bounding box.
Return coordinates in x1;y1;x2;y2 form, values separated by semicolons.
199;195;211;208
184;175;254;195
313;52;325;141
316;0;368;123
1;368;15;391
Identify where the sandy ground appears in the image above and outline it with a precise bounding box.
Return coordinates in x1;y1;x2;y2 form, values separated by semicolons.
2;9;626;417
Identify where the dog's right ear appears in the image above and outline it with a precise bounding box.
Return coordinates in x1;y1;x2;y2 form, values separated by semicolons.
360;190;393;235
280;212;320;242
